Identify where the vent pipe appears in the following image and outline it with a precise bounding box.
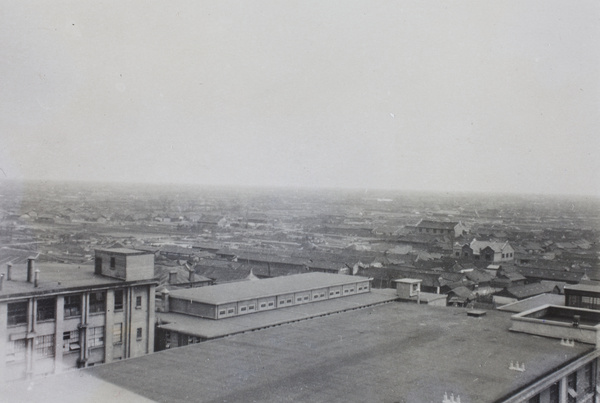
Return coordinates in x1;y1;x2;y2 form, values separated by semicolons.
27;258;35;283
188;269;194;282
6;263;12;281
34;269;40;288
162;289;170;312
0;274;4;291
169;270;177;284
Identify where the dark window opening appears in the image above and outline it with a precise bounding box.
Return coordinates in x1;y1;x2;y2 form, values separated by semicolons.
37;298;56;321
110;257;116;269
64;295;81;317
114;290;124;311
136;327;142;340
8;301;28;326
89;292;106;314
135;296;142;308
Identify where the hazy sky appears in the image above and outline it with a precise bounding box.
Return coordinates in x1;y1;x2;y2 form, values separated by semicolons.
1;1;599;195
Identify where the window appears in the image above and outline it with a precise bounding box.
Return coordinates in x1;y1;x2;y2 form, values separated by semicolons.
240;307;247;312
64;295;81;317
36;334;55;358
248;305;255;310
584;363;594;393
219;310;226;315
260;303;266;308
296;297;302;302
6;339;27;362
455;252;460;257
136;296;142;309
36;298;55;321
89;292;105;314
303;296;309;301
227;308;234;314
113;323;123;344
286;299;291;304
549;382;559;403
110;257;116;269
567;372;577;403
88;326;104;348
114;290;124;311
63;330;80;352
136;327;142;340
268;302;274;307
8;301;28;326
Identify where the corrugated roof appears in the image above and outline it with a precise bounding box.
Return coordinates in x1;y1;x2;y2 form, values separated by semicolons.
169;272;370;305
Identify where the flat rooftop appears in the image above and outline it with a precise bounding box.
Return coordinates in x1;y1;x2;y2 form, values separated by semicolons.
158;289;398;339
564;283;600;293
168;272;371;305
9;301;593;403
95;248;152;255
0;263;136;300
497;293;565;313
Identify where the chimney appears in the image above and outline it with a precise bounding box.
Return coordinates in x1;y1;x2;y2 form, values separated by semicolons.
34;269;40;288
27;258;36;283
169;270;178;284
162;289;170;312
188;269;195;282
0;274;4;291
6;263;12;281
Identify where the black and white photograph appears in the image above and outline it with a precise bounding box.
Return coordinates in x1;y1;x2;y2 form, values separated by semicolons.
0;1;599;402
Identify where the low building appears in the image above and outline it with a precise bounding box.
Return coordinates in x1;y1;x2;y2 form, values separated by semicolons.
165;272;371;320
565;282;600;310
394;278;447;306
0;248;157;382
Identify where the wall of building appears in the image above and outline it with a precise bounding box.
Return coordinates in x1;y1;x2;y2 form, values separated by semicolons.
169;279;371;320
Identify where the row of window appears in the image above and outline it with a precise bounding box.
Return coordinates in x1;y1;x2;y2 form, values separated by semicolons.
567;295;600;310
419;228;452;234
216;284;369;317
7;290;142;326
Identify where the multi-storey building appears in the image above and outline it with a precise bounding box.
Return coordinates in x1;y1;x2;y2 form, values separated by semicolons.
0;248;157;381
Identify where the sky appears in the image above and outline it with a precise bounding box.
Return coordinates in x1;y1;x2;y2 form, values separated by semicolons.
1;1;599;196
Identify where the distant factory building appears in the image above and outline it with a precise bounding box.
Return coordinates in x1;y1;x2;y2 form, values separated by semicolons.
454;238;515;263
0;248;157;382
411;219;468;238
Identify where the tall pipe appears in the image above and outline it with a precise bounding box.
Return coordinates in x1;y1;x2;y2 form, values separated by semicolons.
34;269;40;288
6;263;12;281
27;258;35;283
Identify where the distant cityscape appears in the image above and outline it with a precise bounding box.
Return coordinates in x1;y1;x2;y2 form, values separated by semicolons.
1;180;599;402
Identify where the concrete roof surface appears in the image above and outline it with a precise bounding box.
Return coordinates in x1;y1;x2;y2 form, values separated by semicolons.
70;303;595;403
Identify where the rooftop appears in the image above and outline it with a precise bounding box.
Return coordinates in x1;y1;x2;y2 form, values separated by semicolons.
91;303;594;402
168;273;371;305
95;247;150;255
565;282;600;293
0;263;152;300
